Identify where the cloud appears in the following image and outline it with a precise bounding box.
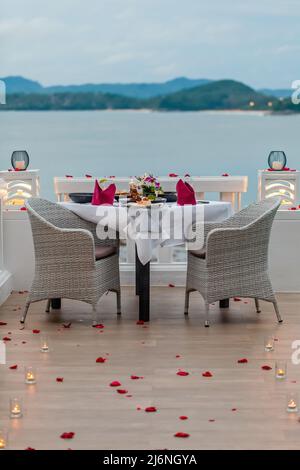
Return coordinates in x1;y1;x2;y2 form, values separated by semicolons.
1;0;299;87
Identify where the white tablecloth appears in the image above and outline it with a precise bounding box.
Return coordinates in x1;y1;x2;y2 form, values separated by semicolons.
61;201;232;265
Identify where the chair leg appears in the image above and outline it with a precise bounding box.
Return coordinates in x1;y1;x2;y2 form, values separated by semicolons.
273;300;283;323
255;298;261;313
116;290;121;315
184;290;190;315
45;299;51;313
20;302;30;324
204;302;210;327
92;305;98;326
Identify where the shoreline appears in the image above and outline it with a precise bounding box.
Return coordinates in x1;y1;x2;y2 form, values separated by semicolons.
0;108;297;115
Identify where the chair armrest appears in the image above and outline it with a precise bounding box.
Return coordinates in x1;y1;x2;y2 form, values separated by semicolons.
34;225;96;270
205;221;268;269
192;201;270;247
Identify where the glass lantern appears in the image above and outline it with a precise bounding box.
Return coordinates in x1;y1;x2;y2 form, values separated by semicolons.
11;151;29;171
268;151;287;171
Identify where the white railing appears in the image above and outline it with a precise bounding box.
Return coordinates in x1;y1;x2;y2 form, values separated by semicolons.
54;175;248;212
54;175;248;270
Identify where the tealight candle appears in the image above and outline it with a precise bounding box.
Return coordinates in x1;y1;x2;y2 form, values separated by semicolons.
10;398;23;419
286;393;298;413
14;160;26;170
264;335;274;352
275;361;287;380
0;430;7;450
40;336;49;353
272;161;283;170
25;366;37;384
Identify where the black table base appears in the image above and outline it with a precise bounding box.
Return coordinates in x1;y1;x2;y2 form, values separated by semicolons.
135;249;150;322
51;298;61;309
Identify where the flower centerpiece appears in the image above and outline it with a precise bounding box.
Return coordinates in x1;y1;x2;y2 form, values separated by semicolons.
136;174;163;200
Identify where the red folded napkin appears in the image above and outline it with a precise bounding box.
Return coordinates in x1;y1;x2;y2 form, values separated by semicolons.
176;179;196;205
91;180;116;205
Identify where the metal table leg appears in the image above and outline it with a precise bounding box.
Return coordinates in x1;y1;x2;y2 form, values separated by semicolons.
220;299;230;308
51;298;61;309
135;249;150;322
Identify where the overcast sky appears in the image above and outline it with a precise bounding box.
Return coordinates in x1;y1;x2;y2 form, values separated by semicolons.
1;0;299;88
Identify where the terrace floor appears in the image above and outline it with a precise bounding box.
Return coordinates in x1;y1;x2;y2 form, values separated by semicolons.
1;288;300;450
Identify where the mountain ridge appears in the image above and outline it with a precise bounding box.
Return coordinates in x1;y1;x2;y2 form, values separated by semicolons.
1;79;285;112
1;76;212;99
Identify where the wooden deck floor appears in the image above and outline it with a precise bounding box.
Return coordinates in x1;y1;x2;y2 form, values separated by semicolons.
0;288;300;450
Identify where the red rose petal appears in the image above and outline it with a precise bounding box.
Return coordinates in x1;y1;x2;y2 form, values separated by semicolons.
85;174;92;178
130;375;143;380
184;173;191;177
179;416;188;420
169;173;178;177
177;371;189;376
209;419;215;422
56;377;64;382
93;323;104;329
145;406;157;413
20;206;27;211
168;283;175;288
9;364;18;370
110;381;121;387
25;447;36;451
174;432;189;438
233;297;242;302
96;357;106;363
261;365;272;371
202;371;213;377
2;337;11;341
175;355;181;358
65;175;73;178
231;408;237;412
136;320;144;325
60;432;75;440
117;389;128;394
63;323;72;329
237;358;248;364
222;173;230;177
32;329;40;334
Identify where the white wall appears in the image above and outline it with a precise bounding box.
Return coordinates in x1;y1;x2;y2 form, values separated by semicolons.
3;212;35;291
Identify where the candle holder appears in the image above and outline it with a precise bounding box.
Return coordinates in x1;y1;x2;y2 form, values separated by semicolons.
275;361;287;380
10;397;23;419
264;335;274;352
40;335;50;353
286;393;298;413
25;366;37;384
0;429;8;450
11;150;29;171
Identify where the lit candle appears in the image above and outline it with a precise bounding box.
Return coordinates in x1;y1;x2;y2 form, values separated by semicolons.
264;336;274;352
40;336;49;353
10;398;22;419
275;361;287;380
272;161;282;170
25;366;36;384
287;400;297;413
0;430;7;450
14;161;26;170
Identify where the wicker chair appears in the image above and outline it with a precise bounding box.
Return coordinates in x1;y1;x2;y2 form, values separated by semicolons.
184;197;282;327
21;198;121;325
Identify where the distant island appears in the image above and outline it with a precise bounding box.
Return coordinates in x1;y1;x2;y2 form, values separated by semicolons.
0;76;297;113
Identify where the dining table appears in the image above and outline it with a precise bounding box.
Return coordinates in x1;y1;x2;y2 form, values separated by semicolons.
61;200;233;321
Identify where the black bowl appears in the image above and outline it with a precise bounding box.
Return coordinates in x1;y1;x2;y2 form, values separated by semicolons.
69;193;93;204
162;192;177;203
